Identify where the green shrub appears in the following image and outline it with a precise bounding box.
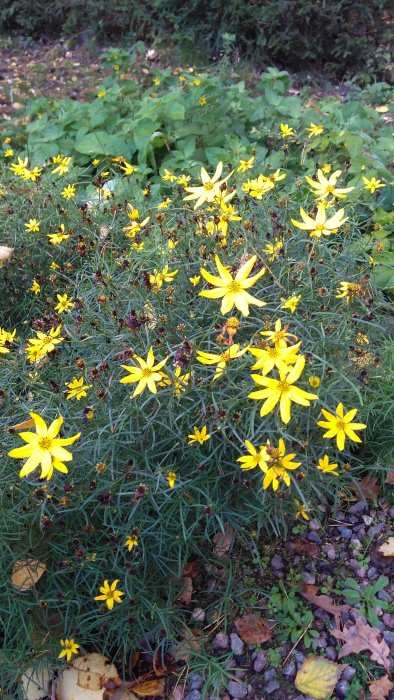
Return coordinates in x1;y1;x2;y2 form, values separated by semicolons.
0;0;392;78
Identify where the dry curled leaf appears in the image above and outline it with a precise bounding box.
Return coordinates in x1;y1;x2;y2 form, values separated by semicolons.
368;674;394;700
174;627;204;662
385;472;394;485
213;523;234;559
72;653;121;691
0;245;14;265
295;655;344;700
8;417;35;432
12;559;46;591
130;678;165;697
287;536;319;556
298;583;351;615
331;618;391;672
182;560;201;578
378;537;394;557
177;576;193;605
351;475;380;500
234;614;272;644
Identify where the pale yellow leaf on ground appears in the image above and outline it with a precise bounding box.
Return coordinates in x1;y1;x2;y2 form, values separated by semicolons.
12;559;46;591
369;674;394;699
0;245;14;266
57;668;105;700
131;678;165;697
21;665;50;700
295;655;343;700
72;653;121;690
378;537;394;557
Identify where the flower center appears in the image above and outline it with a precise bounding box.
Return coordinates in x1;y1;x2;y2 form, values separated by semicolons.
267;347;279;357
315;224;325;231
278;380;290;393
204;182;214;191
336;419;346;430
228;280;242;293
142;368;153;377
220;352;229;362
39;437;52;449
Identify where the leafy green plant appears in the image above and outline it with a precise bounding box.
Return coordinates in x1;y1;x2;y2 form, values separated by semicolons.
338;576;390;626
268;582;320;649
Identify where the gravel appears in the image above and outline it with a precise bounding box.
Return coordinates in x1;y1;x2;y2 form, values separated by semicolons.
212;632;229;651
230;633;244;656
253;651;267;672
228;681;248;699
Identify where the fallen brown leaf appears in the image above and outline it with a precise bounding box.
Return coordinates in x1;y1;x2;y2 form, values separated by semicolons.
105;688;139;700
72;653;121;691
131;678;165;697
351;475;380;500
182;560;201;578
234;614;272;644
213;523;234;559
0;245;14;266
369;674;394;700
8;417;35;432
295;655;344;699
331;618;391;672
378;537;394;557
12;559;46;591
174;627;204;662
177;576;193;605
298;583;351;615
385;472;394;485
287;537;319;556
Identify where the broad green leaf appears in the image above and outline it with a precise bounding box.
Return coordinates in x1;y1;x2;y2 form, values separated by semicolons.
74;131;130;156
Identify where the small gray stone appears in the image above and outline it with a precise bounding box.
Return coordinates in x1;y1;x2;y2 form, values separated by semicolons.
309;519;321;530
335;680;350;698
282;660;296;678
388;507;394;520
362;515;373;526
212;632;229;651
253;650;267;672
350;538;362;550
367;567;378;580
191;607;205;622
230;633;244;656
301;571;316;584
314;637;327;649
228;681;247;699
367;523;384;538
378;590;392;603
189;675;204;690
322;544;336;561
307;532;322;544
383;630;394;644
271;554;284;569
326;646;337;660
293;651;306;664
383;613;394;628
263;669;276;682
264;681;280;695
341;667;356;682
338;527;352;540
349;500;366;514
185;691;202;700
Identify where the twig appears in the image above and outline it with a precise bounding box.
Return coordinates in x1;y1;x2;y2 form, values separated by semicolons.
282;619;313;667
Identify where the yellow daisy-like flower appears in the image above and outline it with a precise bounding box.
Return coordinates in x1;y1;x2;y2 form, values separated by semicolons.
52;156;72;176
9;156;29;176
259;319;298;349
242;174;274;199
94;579;124;610
124;531;139;551
362;176;385;193
25;325;64;363
61;184;76;199
65;377;93;401
291;204;347;238
30;280;41;294
295;499;310;520
336;281;362;303
199;254;266;316
55;293;74;313
120;161;139;176
157;198;172;209
0;327;16;354
59;639;80;661
187;425;211;445
7;412;80;480
305;169;354;200
317;403;366;451
317;454;339;475
196;343;247;381
166;471;177;488
280;294;301;314
237;156;255;172
48;224;70;245
120;347;168;397
189;275;201;286
262;439;301;491
183;162;232;209
237;440;269;472
149;264;178;289
159;366;191;395
24;218;40;233
248;355;318;424
306;123;324;138
248;341;302;376
279;123;295;138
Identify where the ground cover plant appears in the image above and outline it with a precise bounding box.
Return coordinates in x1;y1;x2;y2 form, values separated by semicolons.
0;47;393;698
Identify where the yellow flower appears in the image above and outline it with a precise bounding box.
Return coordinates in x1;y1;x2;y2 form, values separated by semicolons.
55;293;74;313
149;264;178;289
65;377;93;401
317;403;366;451
183;162;232;209
4;148;13;157
120;347;168;397
375;105;388;113
189;275;201;286
52;156;72;176
362;176;385;193
248;355;318;424
159;366;191;395
291;204;347;238
25;325;64;363
8;412;80;480
336;281;362;303
94;579;124;610
262;439;301;491
124;531;139;551
281;294;301;314
198;96;207;105
295;499;310;520
166;471;177;488
61;184;76;199
321;164;331;174
25;218;40;233
248;341;302;375
187;426;211;445
306;123;324;138
97;89;107;98
317;454;339;475
279;123;295;138
123;211;150;238
263;240;282;262
243;174;274;199
237;156;255;172
237;440;269;472
157;198;172;209
59;639;80;661
199;254;266;316
196;343;247;381
153;77;161;86
0;327;16;354
259;319;298;348
305;170;354;200
30;280;41;294
92;158;100;166
308;376;320;389
9;156;29;176
22;166;42;182
120;161;138;176
162;169;177;182
48;224;70;245
177;174;191;186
